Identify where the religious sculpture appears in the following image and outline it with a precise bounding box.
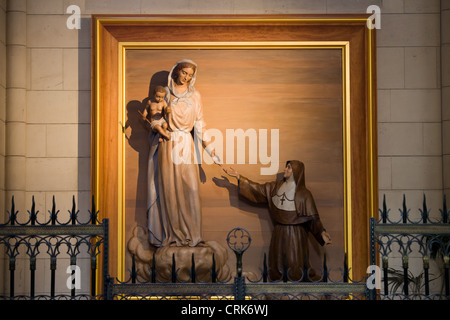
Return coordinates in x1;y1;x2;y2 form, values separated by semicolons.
130;59;330;283
145;59;217;248
140;85;171;141
223;161;332;281
127;59;232;282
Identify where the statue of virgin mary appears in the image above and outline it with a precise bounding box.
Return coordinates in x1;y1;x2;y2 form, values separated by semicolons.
146;59;214;248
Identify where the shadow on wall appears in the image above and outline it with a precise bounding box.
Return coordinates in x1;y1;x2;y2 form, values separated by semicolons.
125;71;169;228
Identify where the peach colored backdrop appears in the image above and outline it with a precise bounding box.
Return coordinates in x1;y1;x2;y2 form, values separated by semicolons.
124;48;344;278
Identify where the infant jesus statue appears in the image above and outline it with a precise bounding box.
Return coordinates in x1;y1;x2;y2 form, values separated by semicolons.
140;85;171;141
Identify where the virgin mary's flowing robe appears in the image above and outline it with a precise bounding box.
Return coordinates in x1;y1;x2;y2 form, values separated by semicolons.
238;160;326;281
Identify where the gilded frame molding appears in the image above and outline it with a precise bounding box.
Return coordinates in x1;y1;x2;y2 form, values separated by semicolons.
92;15;377;284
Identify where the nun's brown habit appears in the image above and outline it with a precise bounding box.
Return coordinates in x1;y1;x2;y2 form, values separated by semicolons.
238;160;326;281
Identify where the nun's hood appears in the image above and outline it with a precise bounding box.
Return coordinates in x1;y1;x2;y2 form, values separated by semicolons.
288;160;305;189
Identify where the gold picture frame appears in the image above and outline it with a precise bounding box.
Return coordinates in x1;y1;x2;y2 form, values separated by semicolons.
92;15;377;286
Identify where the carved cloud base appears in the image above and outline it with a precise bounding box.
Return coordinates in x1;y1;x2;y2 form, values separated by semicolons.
127;225;231;282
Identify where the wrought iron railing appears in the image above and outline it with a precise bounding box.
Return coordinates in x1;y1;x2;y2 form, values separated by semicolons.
109;228;368;300
3;194;450;300
370;195;450;300
0;196;108;300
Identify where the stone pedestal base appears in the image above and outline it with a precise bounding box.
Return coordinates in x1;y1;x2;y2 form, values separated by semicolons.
127;226;231;282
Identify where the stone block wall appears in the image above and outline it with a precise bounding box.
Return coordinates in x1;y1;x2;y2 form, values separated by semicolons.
0;0;448;295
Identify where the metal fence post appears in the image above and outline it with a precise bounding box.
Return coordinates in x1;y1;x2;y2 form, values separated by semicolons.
234;275;246;300
9;256;15;299
368;217;377;300
226;228;251;301
102;218;110;299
